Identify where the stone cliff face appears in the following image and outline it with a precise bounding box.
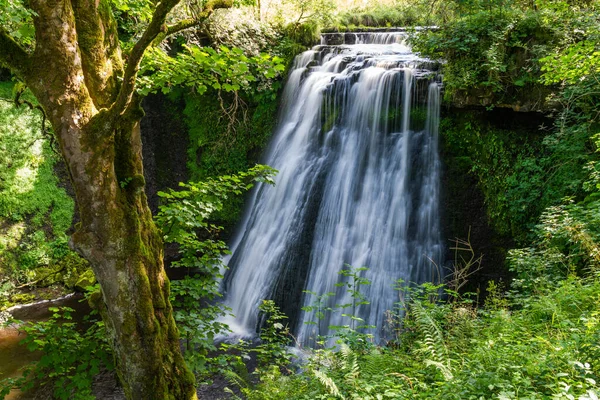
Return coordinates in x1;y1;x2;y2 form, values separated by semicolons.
140;93;189;214
448;85;555;113
438;106;552;295
138;80;546;308
439;129;513;293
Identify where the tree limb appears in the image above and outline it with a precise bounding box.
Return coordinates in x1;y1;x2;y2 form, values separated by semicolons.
15;265;66;289
72;0;124;108
152;0;233;45
0;28;30;79
111;0;181;116
166;18;199;36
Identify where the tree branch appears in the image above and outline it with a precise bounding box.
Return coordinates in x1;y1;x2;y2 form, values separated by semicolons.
111;0;181;116
0;28;30;79
72;0;124;108
152;0;233;45
111;0;233;116
166;18;199;36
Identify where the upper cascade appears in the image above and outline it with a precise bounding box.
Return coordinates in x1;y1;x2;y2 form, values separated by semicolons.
221;32;443;345
321;31;409;45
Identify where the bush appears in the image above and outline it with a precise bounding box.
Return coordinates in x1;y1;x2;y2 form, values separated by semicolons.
0;306;113;400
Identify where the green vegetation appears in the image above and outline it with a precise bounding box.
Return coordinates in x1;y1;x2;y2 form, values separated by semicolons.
155;165;276;376
1;0;599;398
409;0;599;107
137;29;291;226
222;221;600;398
0;82;88;309
411;8;557;105
179;89;280;225
238;279;599;399
139;46;285;97
1;305;113;399
440;110;596;243
331;3;439;30
411;0;600;245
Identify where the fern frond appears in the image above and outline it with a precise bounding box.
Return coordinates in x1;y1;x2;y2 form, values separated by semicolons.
339;342;360;383
223;369;250;389
424;359;454;380
360;349;399;377
340;342;352;363
411;300;453;380
314;369;344;399
223;387;244;400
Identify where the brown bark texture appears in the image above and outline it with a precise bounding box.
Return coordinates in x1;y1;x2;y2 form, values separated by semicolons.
0;1;198;399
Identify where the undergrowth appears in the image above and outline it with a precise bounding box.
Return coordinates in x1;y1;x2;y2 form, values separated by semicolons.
0;304;113;400
0;81;88;309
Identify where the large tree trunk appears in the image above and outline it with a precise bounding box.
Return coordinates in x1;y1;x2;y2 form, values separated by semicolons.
0;0;198;398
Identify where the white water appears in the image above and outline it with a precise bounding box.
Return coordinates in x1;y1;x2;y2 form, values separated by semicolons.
222;33;443;345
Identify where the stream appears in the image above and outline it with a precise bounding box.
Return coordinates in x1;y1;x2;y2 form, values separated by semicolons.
0;294;90;399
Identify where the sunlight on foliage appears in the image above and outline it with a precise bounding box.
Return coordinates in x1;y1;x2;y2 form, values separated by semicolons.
0;82;85;305
139;45;285;96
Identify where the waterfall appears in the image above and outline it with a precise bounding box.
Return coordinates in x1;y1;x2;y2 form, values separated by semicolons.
222;33;443;345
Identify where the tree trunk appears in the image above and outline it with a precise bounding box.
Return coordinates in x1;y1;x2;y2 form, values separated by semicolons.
0;0;198;398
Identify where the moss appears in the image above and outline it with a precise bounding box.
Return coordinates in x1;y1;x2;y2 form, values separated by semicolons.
283;22;321;47
321;106;339;133
88;288;103;310
74;269;96;291
10;293;35;304
80;108;114;157
181;89;280;227
439;108;590;244
0;81;83;286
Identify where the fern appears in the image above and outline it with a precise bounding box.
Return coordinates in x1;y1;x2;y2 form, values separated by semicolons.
223;369;251;390
360;349;399;377
424;360;454;381
411;300;453;380
223;387;244;400
338;343;360;385
313;369;344;399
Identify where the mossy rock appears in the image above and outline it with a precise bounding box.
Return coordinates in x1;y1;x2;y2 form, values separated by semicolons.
10;293;35;305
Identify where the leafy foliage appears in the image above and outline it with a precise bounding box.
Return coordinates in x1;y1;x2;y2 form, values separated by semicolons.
411;7;558;104
239;273;600;399
0;82;87;304
139;45;285;97
0;0;35;48
440;107;598;243
0;306;113;400
176;76;281;226
155;164;276;375
332;2;446;30
254;300;293;369
330;265;375;349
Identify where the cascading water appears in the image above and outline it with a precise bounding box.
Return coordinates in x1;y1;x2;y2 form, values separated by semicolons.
222;32;443;345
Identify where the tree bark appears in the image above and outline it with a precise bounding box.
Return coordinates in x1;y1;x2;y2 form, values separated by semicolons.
1;0;197;399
